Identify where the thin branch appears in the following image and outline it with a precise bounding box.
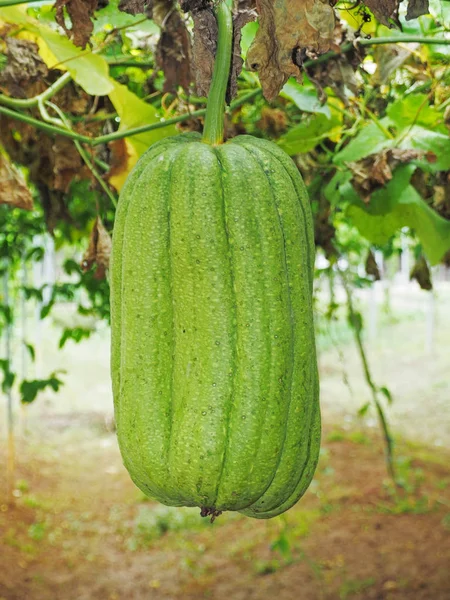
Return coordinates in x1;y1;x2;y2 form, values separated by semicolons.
0;34;447;144
0;72;72;109
339;269;398;484
0;88;262;146
0;0;43;5
304;35;450;69
0;105;92;141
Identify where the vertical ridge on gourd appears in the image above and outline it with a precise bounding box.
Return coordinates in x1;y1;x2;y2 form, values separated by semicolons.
110;0;320;519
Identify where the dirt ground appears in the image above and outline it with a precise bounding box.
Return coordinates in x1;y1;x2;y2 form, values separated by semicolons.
0;282;449;600
0;419;449;600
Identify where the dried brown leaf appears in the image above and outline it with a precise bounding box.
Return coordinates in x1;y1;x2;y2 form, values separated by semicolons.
54;0;98;49
258;106;288;136
363;0;400;28
406;0;429;20
247;0;337;101
191;7;217;97
0;154;34;210
118;0;151;14
365;250;381;280
81;217;112;279
372;44;412;84
349;148;423;201
229;9;257;101
0;38;48;89
410;256;432;291
153;0;192;92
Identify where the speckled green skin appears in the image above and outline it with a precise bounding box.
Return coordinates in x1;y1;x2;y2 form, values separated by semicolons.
110;132;320;519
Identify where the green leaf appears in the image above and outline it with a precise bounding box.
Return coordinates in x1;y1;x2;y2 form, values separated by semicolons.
240;21;258;58
281;80;331;117
347;165;450;264
386;94;441;129
108;81;177;157
20;372;64;404
39;29;114;96
358;402;371;417
94;0;150;32
0;6;113;96
333;122;391;164
379;386;393;404
398;126;450;171
59;327;93;348
0;359;15;393
24;342;36;362
348;310;363;333
278;113;340;155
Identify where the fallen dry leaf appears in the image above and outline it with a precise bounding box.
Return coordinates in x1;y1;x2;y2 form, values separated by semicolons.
0;153;34;210
81;216;112;279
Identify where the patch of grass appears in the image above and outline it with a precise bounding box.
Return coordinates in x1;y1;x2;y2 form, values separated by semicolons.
126;505;210;549
20;494;51;510
28;522;47;541
440;513;450;531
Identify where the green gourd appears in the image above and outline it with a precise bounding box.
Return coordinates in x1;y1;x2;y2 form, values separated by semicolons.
110;0;320;520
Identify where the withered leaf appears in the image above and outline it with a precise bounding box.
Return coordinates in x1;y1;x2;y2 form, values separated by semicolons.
118;0;151;14
54;0;98;49
0;38;48;89
410;256;432;291
406;0;429;20
229;9;257;101
362;0;400;28
191;6;255;100
372;44;412;84
0;154;34;210
247;0;336;101
191;7;217;98
365;250;381;281
314;194;336;259
153;0;192;92
81;217;112;279
349;148;422;201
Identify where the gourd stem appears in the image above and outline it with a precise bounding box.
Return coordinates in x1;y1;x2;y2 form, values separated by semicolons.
202;0;233;145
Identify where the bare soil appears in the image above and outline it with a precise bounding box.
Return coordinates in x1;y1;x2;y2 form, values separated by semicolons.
0;418;449;600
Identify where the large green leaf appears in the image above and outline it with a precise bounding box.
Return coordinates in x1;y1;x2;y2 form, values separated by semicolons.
281;80;331;117
347;165;450;264
0;6;113;96
278;113;341;155
108;81;177;157
333;122;392;164
386;94;442;129
397;126;450;171
39;29;114;95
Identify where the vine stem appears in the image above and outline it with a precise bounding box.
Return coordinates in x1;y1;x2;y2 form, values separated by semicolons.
0;89;261;146
0;34;448;145
46;101;117;208
339;269;398;484
202;0;233;145
0;72;72;109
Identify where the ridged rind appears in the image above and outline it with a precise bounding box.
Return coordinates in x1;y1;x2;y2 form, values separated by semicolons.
110;133;321;519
